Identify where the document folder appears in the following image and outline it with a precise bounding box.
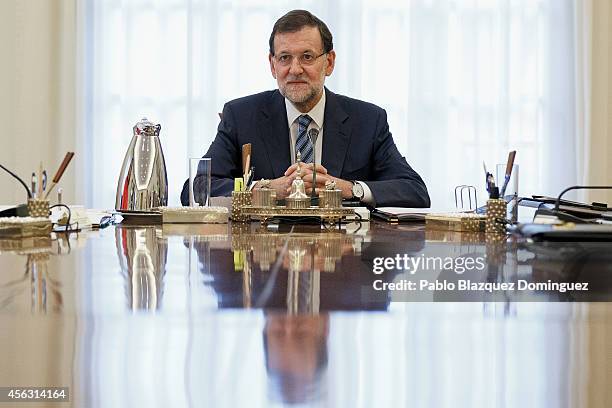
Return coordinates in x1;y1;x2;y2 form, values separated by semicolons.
371;207;467;223
515;223;612;242
520;196;612;221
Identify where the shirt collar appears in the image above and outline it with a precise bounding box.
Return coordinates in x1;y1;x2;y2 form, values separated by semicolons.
285;89;326;128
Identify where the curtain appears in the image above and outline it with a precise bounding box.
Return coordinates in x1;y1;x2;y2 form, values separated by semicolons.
581;0;612;204
0;0;80;204
82;0;583;208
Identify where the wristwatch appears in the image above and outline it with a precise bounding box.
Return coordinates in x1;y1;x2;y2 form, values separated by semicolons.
351;181;364;200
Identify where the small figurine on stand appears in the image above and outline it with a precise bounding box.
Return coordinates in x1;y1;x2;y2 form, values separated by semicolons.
286;151;310;209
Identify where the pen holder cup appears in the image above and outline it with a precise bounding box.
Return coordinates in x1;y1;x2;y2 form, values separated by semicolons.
319;189;342;208
27;199;50;219
486;199;507;234
252;188;276;207
231;191;252;223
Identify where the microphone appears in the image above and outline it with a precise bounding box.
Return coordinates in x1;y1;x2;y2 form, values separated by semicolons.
307;129;320;200
0;163;32;200
0;163;32;217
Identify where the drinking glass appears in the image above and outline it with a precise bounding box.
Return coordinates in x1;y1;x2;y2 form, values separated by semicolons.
189;158;211;207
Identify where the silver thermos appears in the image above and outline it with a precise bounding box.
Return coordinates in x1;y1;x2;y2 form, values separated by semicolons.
115;118;168;211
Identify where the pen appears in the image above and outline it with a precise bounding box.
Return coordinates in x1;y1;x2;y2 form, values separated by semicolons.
38;161;43;199
241;144;252;192
243;154;251;191
499;150;516;198
42;170;47;194
483;161;494;194
482;162;488;192
246;166;255;190
44;152;75;199
31;172;37;199
488;176;498;199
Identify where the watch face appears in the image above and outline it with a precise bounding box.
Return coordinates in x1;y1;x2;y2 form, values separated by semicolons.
352;182;364;198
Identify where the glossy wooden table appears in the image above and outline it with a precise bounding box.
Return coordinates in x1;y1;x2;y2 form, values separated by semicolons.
1;220;611;407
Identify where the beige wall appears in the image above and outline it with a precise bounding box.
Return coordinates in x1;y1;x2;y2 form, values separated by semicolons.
589;0;612;204
0;1;78;205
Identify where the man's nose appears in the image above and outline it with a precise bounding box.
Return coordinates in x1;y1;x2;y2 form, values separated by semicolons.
288;58;304;75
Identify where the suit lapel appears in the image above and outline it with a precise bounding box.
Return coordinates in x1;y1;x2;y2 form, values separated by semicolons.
322;89;351;177
257;90;291;178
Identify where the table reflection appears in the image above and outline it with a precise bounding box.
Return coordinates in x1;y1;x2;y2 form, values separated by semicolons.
1;223;612;407
264;312;329;404
520;241;612;301
0;237;64;314
194;223;423;312
115;227;167;311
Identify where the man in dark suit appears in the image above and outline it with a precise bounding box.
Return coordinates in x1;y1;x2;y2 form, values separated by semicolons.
181;9;429;207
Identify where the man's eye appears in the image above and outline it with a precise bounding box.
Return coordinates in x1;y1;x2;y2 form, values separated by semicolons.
302;54;314;61
279;55;290;62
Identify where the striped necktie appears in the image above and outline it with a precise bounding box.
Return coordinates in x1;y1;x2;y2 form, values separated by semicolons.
295;114;314;163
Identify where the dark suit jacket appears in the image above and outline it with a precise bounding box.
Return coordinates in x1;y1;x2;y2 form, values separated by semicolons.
181;88;430;207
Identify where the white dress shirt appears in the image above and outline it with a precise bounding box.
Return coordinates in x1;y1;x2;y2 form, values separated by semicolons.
285;91;325;165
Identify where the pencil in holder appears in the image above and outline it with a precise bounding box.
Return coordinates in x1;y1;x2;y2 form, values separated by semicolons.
486;198;507;234
231;191;252;223
27;199;50;219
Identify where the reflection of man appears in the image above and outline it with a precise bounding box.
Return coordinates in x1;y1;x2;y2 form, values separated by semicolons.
188;225;425;311
263;312;329;404
181;9;430;207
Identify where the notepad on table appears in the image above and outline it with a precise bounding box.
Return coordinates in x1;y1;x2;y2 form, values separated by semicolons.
425;213;486;232
371;207;466;223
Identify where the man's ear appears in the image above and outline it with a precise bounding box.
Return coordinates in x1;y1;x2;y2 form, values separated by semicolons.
325;50;336;77
269;53;277;79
